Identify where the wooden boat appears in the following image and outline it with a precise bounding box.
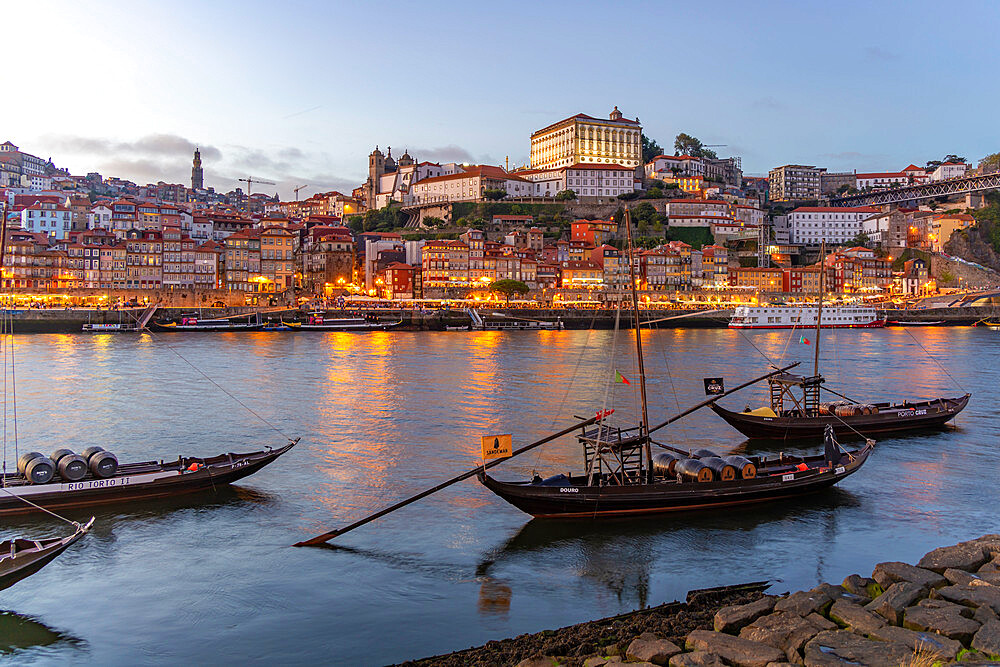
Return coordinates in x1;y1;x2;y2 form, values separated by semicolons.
150;313;264;332
885;320;945;326
478;212;875;520
295;314;402;331
974;319;1000;330
262;320;300;331
713;241;970;441
82;322;142;333
0;518;93;592
0;442;297;517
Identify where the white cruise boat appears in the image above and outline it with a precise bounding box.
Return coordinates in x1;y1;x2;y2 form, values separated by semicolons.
729;305;885;329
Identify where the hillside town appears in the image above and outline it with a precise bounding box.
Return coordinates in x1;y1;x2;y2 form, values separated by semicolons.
1;107;997;307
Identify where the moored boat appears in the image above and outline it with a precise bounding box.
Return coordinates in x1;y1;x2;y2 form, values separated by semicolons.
730;304;885;329
0;519;94;592
151;313;264;332
295;313;401;331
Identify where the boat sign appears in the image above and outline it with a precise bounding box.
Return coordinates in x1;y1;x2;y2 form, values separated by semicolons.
481;434;513;460
782;473;794;482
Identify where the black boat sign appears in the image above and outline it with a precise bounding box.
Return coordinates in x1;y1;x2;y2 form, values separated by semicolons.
704;378;725;395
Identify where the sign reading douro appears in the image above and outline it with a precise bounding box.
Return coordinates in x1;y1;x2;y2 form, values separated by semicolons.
703;377;725;395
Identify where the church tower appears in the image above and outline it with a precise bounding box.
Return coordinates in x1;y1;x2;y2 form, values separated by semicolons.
191;148;204;190
367;146;385;209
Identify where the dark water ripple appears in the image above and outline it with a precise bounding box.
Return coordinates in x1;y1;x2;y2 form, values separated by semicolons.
0;328;995;665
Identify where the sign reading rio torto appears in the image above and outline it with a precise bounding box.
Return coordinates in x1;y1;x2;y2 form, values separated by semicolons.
481;434;512;460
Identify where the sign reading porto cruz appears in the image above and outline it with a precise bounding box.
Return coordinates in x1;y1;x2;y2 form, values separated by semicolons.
481;434;513;460
703;377;725;395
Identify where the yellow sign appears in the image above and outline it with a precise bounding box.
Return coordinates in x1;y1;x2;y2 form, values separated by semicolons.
481;434;513;460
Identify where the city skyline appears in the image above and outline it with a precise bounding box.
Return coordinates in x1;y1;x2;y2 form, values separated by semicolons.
10;0;1000;199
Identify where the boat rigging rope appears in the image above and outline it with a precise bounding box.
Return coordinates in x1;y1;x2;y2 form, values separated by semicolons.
901;327;967;393
142;328;297;443
0;486;85;527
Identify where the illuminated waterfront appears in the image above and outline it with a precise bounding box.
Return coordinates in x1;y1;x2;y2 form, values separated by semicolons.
1;328;997;664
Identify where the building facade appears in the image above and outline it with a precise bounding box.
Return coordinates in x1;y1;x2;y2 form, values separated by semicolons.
529;107;642;171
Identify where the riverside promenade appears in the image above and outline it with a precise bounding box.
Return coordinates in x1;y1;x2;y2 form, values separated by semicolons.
4;304;998;333
404;534;1000;666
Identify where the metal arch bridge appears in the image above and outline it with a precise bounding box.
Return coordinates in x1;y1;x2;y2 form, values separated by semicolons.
830;171;1000;207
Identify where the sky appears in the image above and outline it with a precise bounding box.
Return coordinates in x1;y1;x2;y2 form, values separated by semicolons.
4;0;999;200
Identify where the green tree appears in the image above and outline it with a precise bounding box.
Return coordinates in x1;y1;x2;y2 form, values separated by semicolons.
488;279;530;304
674;133;718;159
641;133;663;163
423;216;445;227
848;231;870;247
555;189;577;201
483;188;507;201
979;152;1000;174
938;269;956;285
645;186;664;199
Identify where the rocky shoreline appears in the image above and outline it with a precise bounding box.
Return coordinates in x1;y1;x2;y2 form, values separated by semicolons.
401;534;1000;666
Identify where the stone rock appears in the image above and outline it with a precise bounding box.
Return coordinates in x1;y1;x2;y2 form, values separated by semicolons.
902;604;981;643
828;599;886;636
773;590;832;617
936;584;1000;613
918;542;988;573
739;612;827;662
764;664;798;667
583;658;608;667
811;583;868;605
806;613;837;631
945;567;1000;587
970;535;1000;560
917;597;975;617
685;630;785;667
802;630;914;666
981;559;1000;575
841;574;881;600
515;657;559;667
626;635;682;665
972;620;1000;658
714;596;776;633
668;652;726;667
975;604;1000;625
865;581;927;625
869;624;962;661
872;561;947;589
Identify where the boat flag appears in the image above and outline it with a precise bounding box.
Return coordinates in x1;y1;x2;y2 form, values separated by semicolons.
615;370;631;385
481;434;513;461
799;335;810;345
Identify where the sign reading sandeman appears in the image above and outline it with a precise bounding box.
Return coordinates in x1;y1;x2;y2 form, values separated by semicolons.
481;434;513;460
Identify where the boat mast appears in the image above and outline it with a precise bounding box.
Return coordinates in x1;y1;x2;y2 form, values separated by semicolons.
622;208;651;474
814;240;825;378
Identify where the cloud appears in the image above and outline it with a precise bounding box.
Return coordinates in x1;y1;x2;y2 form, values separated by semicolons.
410;144;481;164
44;133;222;161
863;46;897;61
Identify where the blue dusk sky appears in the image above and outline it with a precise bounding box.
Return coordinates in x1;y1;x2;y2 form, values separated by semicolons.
6;0;999;199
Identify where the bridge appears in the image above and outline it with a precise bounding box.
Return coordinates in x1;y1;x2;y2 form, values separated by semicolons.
830;171;1000;207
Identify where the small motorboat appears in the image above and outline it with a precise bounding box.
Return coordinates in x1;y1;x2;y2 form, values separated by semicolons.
0;518;94;592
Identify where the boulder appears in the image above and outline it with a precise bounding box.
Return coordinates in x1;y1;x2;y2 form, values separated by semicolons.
971;620;1000;658
583;658;609;667
841;574;881;600
714;596;776;633
626;634;682;665
872;561;946;589
806;613;837;631
685;630;785;667
917;597;975;617
944;567;1000;587
918;542;988;573
902;604;981;643
975;604;1000;625
970;535;1000;560
828;599;886;636
668;652;726;667
935;584;1000;614
811;583;868;605
980;559;1000;575
802;630;914;667
515;657;560;667
739;612;827;661
865;581;927;625
869;624;962;661
773;590;832;617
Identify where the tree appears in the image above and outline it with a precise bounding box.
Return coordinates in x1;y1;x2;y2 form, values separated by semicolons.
979;152;1000;174
483;188;507;201
848;231;870;247
927;154;967;169
641;133;663;163
645;186;664;199
555;189;577;201
674;133;718;159
488;279;529;304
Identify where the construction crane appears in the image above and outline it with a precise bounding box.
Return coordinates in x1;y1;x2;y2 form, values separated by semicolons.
237;176;276;196
293;184;309;200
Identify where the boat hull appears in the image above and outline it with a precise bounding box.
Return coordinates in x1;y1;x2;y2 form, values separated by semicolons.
0;443;296;516
479;444;871;518
710;394;970;440
0;519;93;592
729;321;886;329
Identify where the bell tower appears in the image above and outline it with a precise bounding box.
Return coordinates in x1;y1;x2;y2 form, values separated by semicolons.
191;148;204;190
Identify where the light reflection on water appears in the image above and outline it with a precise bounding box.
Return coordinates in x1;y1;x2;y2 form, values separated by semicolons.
0;327;995;665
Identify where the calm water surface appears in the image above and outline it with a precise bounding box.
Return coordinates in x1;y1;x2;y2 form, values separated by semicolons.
0;327;997;665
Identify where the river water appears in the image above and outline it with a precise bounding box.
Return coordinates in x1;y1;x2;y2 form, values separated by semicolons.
0;327;996;665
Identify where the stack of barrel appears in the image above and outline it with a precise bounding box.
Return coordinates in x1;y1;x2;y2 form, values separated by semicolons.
16;447;119;484
818;402;879;417
652;449;757;483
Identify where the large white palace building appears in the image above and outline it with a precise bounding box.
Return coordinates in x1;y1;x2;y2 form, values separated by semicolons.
529;107;642;171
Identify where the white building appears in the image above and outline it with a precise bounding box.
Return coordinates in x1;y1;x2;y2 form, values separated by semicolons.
88;204;113;230
855;172;909;190
21;201;72;239
929;162;969;181
789;206;880;245
410;165;533;204
529;107;642;171
518;163;636;199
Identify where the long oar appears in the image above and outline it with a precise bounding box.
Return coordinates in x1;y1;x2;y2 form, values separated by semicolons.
294;365;795;547
646;362;799;436
294;415;601;546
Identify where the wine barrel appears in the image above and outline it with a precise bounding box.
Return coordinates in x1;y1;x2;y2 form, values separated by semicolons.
693;448;720;459
675;459;713;483
57;454;88;482
700;456;737;482
24;456;55;484
89;451;118;479
80;446;105;462
724;455;757;479
50;448;76;465
651;452;679;477
17;452;44;475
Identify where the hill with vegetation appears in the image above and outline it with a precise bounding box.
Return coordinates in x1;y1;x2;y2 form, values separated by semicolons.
944;192;1000;271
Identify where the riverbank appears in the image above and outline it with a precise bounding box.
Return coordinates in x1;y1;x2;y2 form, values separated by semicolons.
4;304;998;333
402;533;1000;666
